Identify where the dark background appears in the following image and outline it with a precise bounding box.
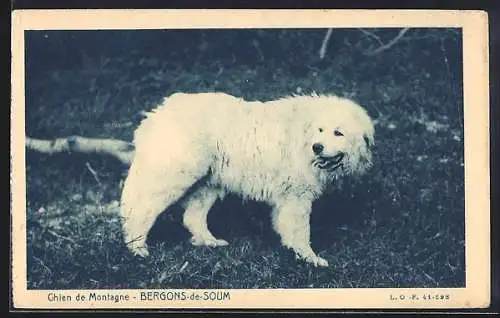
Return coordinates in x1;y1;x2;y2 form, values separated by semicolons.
24;28;467;290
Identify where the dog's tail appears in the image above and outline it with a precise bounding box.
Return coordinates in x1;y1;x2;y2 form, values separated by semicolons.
25;136;134;166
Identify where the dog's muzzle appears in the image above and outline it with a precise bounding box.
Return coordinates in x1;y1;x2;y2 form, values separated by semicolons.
314;152;345;170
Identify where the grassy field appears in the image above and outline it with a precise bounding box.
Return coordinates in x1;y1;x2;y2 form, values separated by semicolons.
24;28;465;289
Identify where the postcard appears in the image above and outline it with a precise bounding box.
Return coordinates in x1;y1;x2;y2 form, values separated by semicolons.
11;9;490;309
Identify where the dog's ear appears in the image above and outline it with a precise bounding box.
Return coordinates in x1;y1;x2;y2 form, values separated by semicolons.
363;133;374;148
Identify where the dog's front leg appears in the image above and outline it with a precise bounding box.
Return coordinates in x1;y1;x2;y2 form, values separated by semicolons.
272;198;328;267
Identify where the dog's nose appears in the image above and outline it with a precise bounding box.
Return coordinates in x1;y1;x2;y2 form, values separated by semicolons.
312;143;324;154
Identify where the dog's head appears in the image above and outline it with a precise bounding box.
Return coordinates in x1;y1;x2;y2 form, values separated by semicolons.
309;96;375;177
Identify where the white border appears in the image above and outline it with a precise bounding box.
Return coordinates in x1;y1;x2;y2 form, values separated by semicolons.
11;9;490;309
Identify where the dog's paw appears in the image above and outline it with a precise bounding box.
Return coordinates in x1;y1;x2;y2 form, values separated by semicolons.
308;255;329;267
190;236;229;247
130;245;150;258
296;253;329;267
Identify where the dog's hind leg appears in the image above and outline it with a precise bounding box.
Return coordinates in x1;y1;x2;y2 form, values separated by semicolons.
120;156;210;257
182;187;228;247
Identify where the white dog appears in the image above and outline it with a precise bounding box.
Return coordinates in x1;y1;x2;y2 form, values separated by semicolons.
120;92;374;267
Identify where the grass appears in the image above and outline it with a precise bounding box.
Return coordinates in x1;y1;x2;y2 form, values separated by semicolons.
25;28;464;289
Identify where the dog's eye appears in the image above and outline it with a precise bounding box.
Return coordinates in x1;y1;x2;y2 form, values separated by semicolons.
334;130;344;136
318;128;323;133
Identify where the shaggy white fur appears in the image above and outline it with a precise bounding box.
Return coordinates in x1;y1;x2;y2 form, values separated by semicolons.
120;92;375;267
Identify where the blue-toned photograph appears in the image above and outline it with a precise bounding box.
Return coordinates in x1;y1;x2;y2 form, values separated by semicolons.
25;28;465;289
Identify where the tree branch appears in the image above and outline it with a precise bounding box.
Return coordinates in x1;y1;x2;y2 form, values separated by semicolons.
357;28;384;46
319;28;333;59
25;136;134;166
363;28;410;56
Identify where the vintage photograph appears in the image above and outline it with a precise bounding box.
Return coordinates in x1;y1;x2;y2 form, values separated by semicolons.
24;26;465;288
11;10;490;309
